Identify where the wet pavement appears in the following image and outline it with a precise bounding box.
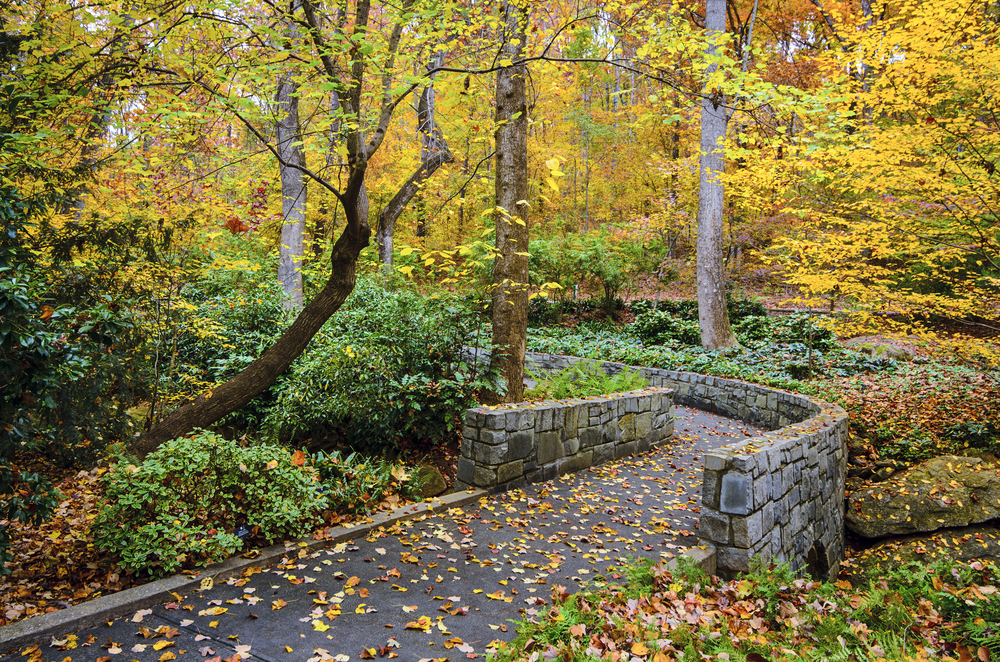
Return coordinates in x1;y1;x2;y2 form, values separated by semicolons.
3;406;763;662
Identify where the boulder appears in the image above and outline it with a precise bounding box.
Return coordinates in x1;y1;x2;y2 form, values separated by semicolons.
846;455;1000;538
409;465;448;498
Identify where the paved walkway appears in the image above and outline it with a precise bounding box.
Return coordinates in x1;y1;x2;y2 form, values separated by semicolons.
3;407;763;662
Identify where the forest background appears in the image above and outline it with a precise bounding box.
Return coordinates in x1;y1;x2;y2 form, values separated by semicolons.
2;0;1000;632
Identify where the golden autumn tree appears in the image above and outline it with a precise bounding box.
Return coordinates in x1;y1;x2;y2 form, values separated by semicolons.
776;0;1000;363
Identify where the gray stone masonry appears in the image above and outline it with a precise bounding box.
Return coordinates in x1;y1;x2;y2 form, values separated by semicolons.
459;350;849;580
457;385;675;493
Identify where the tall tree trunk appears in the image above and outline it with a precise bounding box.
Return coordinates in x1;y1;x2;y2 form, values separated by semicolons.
276;69;306;309
490;0;529;404
696;0;738;349
376;50;453;271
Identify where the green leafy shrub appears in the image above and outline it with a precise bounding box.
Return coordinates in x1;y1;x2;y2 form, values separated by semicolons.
632;309;702;345
263;280;502;450
524;362;648;400
92;430;327;576
734;313;838;349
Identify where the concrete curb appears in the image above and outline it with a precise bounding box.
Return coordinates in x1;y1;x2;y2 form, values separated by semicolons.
0;489;487;652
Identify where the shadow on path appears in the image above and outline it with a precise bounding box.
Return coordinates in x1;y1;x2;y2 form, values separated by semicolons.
6;407;763;662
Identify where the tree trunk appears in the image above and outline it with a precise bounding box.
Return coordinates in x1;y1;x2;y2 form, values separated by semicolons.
489;0;530;404
696;0;738;350
376;52;453;271
275;23;306;310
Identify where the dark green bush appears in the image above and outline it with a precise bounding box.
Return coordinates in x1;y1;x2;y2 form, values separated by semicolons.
92;430;327;576
263;280;502;450
734;313;838;350
632;309;702;345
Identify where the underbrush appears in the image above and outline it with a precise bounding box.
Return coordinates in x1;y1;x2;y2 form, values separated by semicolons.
92;430;420;577
524;362;647;400
167;276;500;452
527;326;892;395
529;319;997;466
489;557;1000;662
815;363;1000;463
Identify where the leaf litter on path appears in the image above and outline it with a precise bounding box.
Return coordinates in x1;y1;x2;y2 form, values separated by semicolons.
3;407;761;662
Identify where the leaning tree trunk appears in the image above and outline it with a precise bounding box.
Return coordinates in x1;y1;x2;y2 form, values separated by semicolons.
275;68;306;309
132;202;369;459
489;0;530;404
696;0;738;350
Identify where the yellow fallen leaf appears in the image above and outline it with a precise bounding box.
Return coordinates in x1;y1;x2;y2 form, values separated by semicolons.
405;616;432;631
631;642;649;656
159;653;177;662
312;619;330;632
285;647;293;653
152;641;175;651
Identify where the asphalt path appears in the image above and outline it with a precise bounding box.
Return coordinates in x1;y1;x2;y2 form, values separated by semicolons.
4;406;763;662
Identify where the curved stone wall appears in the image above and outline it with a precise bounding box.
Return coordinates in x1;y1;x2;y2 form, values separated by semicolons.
461;350;849;579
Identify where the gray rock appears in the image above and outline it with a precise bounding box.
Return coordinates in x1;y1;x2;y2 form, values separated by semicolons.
410;466;448;498
846;456;1000;538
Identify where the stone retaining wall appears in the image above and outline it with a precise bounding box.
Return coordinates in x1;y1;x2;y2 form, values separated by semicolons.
456;387;675;492
461;350;849;579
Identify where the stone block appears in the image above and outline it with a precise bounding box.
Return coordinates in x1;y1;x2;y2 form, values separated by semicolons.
564;407;578;438
506;410;532;432
625;398;639;414
479;429;506;446
704;454;728;471
538;408;552;432
475;442;508;466
457;457;474;485
717;547;751;576
636;437;650;453
472;464;497;488
593;443;615;465
720;473;751;515
702;469;721;509
461;440;473;459
556;451;593;476
563;437;581;456
615;441;637;460
536;431;563;465
487;415;506;431
508;431;534;461
526;469;543;484
497;460;524;484
732;510;763;548
753;473;770;508
580;426;603;448
635;412;653;439
463;426;478;441
699;511;731;545
619;413;636;442
603;421;620;443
